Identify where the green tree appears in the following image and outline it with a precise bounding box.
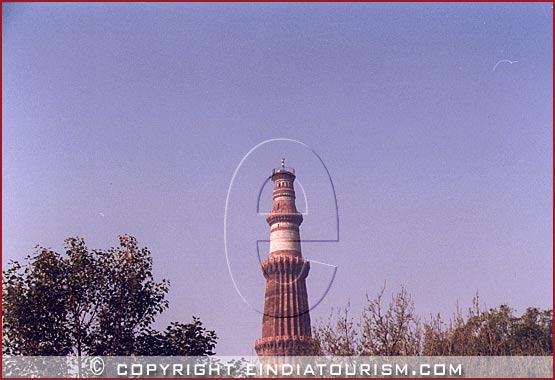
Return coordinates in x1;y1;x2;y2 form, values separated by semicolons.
509;307;553;355
134;319;217;356
423;294;552;356
314;286;552;356
2;236;217;358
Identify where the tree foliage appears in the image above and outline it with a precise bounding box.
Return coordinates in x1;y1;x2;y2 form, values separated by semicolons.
134;319;217;356
2;236;217;357
313;285;552;356
422;293;553;356
313;284;421;356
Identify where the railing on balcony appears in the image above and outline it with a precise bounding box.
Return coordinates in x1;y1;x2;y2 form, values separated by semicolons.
272;166;295;175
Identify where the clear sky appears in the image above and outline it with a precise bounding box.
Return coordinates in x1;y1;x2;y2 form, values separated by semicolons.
2;2;552;355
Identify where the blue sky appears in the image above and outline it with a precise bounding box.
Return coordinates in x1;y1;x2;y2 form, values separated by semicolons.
3;2;552;355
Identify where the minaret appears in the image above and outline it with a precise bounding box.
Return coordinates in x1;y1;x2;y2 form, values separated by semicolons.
255;159;314;356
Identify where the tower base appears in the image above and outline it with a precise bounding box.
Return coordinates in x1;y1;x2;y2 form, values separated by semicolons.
254;335;315;356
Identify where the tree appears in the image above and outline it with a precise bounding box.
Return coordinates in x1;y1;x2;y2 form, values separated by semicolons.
2;236;217;358
313;283;421;355
360;284;422;355
510;307;553;355
134;319;217;356
314;285;552;356
312;302;359;356
422;295;553;356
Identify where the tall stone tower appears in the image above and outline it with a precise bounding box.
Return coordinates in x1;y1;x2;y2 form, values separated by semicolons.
255;160;314;356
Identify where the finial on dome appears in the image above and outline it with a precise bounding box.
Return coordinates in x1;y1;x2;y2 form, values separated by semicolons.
272;158;295;176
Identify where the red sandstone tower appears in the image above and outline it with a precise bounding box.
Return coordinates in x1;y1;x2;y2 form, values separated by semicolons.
254;160;314;356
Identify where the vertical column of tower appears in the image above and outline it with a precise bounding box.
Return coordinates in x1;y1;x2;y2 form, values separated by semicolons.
255;162;314;357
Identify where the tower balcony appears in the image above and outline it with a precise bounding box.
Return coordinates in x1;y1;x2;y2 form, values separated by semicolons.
254;335;315;356
272;166;295;175
260;255;310;279
266;212;303;226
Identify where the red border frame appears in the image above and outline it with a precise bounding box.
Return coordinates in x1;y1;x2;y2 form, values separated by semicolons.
0;1;553;379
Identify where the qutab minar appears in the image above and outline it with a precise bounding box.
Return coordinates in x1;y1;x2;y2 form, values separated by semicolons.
255;159;314;356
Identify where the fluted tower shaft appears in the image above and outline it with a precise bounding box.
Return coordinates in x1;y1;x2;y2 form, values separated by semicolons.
255;164;314;356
